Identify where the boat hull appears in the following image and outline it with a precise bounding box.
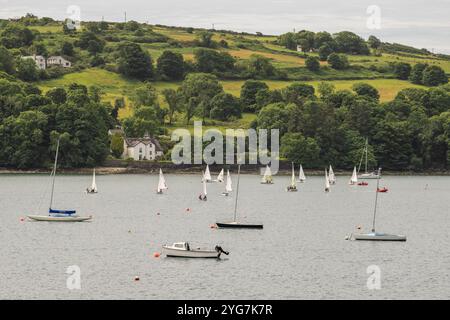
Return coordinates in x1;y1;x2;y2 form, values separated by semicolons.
216;222;263;229
352;233;406;241
358;174;381;180
27;215;92;222
162;246;220;258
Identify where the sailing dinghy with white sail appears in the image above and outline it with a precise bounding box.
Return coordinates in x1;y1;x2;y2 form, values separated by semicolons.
349;167;358;185
28;138;92;222
261;165;273;184
157;169;168;194
222;170;232;196
298;165;306;183
328;165;336;185
199;172;208;201
86;168;98;193
349;169;406;241
325;169;330;192
286;163;297;192
216;169;224;182
203;165;212;183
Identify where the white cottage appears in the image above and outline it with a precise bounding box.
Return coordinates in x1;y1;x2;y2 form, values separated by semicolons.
22;55;46;69
47;56;72;68
122;132;163;160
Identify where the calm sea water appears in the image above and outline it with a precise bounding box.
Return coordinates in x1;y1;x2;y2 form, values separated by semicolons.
0;173;449;299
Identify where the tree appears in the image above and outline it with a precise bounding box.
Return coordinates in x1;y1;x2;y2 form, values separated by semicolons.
117;42;154;80
45;87;67;104
296;30;315;52
318;43;334;61
0;46;15;74
131;83;158;108
125;21;140;32
333;31;369;54
368;35;381;49
422;65;448;87
87;39;103;55
278;32;297;51
197;31;215;48
409;63;428;84
61;41;74;56
162;88;180;124
314;31;334;49
352;83;380;101
282;83;315;105
327;53;349;70
393;62;412;80
242;54;277;78
0;25;34;48
194;48;235;73
110;134;124;158
240;80;269;112
257;102;290;135
16;58;39;81
209;93;242;121
281;133;321;167
305;56;320;71
157;50;184;80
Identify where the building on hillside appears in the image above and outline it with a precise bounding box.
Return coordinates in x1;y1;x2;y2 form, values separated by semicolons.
47;56;72;68
22;55;46;69
122;132;164;160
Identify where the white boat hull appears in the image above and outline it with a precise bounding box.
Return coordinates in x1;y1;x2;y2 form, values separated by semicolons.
352;232;406;241
358;173;381;180
27;215;92;222
162;246;220;258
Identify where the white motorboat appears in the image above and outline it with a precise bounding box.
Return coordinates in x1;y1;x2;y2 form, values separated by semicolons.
162;242;229;258
350;168;406;242
27;138;92;222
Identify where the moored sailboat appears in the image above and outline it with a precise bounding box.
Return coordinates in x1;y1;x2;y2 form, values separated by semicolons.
260;165;274;184
222;170;232;196
350;169;406;241
157;168;168;194
28;138;92;222
286;163;297;192
358;138;380;179
298;164;306;183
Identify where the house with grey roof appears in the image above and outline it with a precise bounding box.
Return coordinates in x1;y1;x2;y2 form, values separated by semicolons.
122;132;164;160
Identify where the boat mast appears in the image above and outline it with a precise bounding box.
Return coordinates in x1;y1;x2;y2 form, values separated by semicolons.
371;168;381;232
49;138;60;209
365;138;368;174
233;165;241;222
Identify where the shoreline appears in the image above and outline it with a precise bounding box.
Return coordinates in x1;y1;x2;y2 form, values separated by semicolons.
1;166;449;176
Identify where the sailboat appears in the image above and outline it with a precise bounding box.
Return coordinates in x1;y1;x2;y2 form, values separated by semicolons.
203;165;212;183
86;168;98;193
350;169;406;241
199;171;207;201
358;138;380;179
324;168;330;192
349;167;358;185
28;138;92;222
328;165;336;185
157;168;168;194
298;164;306;183
260;165;274;184
286;163;298;192
216;168;224;182
222;170;232;196
216;165;263;229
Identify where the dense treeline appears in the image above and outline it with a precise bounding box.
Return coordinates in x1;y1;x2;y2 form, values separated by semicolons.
0;79;114;168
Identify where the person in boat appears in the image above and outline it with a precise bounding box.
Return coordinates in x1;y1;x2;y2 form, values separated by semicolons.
198;194;207;201
185;242;190;251
325;187;330;192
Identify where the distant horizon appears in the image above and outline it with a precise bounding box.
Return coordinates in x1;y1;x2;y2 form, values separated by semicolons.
1;0;449;54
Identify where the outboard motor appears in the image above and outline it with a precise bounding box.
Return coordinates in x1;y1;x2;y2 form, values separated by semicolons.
215;245;229;255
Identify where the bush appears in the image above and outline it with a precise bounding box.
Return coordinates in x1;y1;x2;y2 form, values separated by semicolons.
305;56;320;71
327;53;349;70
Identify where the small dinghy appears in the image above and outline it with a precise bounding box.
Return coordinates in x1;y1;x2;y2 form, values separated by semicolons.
297;164;306;183
216;165;263;229
358;181;369;186
199;171;208;201
349;168;406;242
157;168;168;194
28;138;92;222
328;165;336;185
286;163;298;192
260;165;274;184
324;168;330;192
202;165;212;183
349;167;358;185
377;187;388;193
86;168;98;193
162;242;229;258
216;169;224;183
221;170;232;196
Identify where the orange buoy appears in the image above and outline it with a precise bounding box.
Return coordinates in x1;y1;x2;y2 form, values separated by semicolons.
153;252;160;258
20;217;25;222
210;224;216;229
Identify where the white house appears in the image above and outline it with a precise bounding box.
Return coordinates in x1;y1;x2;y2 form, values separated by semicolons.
47;56;72;68
122;132;164;160
22;55;46;69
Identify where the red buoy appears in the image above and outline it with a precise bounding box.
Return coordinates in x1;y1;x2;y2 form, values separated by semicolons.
153;252;160;258
20;217;25;222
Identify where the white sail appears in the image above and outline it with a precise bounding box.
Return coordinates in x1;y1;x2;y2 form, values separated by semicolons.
349;167;358;185
157;169;167;193
261;165;273;183
202;172;208;196
225;170;232;193
329;165;336;184
87;168;97;193
217;169;224;182
298;165;306;182
290;164;296;188
203;165;212;182
325;169;331;190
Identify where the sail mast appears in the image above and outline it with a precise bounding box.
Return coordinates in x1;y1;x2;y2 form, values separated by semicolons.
49;138;60;209
365;138;368;174
371;168;381;232
233;165;241;222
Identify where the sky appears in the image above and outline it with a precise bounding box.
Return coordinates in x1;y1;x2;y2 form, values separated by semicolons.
1;0;449;53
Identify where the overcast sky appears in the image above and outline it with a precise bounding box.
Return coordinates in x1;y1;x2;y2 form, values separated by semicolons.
1;0;449;53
